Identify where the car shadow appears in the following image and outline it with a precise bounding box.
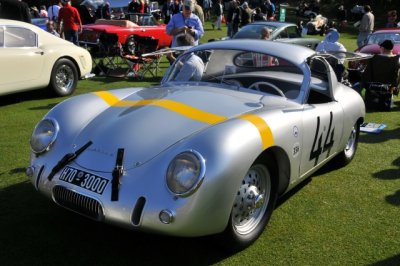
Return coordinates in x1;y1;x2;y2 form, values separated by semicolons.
0;89;55;107
0;172;230;265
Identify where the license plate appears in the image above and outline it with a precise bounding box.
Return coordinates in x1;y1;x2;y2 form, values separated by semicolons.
59;166;109;195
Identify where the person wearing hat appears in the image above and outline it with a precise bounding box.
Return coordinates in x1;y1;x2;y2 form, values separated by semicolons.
57;0;82;45
316;29;347;81
357;5;374;48
362;39;400;107
166;0;204;48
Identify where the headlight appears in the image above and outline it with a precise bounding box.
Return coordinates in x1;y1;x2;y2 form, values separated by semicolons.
166;151;205;197
30;118;59;154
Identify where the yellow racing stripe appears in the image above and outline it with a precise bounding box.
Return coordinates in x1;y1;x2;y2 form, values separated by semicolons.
93;91;274;149
238;113;274;149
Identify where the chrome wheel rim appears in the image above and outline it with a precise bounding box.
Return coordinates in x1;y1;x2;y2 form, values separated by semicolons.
55;64;74;94
344;126;357;157
232;164;271;235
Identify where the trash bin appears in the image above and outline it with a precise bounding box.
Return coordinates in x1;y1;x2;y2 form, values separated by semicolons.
279;4;289;22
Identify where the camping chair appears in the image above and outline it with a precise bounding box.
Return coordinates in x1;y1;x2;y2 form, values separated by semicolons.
122;36;161;79
86;32;121;76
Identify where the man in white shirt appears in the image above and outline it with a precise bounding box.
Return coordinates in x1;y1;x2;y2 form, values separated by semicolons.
47;0;61;22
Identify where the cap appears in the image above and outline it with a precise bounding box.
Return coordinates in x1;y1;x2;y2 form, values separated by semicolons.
242;2;248;8
61;0;70;4
325;30;340;43
183;0;194;11
380;39;394;50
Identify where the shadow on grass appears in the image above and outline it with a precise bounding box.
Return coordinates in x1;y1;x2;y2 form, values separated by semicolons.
0;179;231;266
0;89;55;107
369;253;400;266
359;125;400;144
372;156;400;207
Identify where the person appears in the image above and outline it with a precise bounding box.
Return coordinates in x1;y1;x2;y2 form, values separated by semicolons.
47;0;61;22
240;2;252;27
173;33;205;81
260;27;271;40
253;7;266;21
362;39;400;110
47;20;60;37
203;0;212;21
30;6;40;18
357;5;374;48
58;0;82;45
362;39;400;94
39;5;48;17
193;0;204;26
231;0;241;37
166;0;204;47
0;0;31;23
211;0;223;30
386;10;398;28
101;2;111;19
336;5;347;29
162;0;174;24
225;0;235;38
316;29;347;81
128;0;139;13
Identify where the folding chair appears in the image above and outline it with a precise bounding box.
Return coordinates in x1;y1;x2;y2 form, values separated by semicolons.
122;36;161;79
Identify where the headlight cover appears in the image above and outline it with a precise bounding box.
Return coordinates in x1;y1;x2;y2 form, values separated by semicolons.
30;118;59;154
166;150;205;197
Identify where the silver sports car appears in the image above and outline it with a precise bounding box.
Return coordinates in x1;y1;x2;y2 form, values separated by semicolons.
27;40;365;251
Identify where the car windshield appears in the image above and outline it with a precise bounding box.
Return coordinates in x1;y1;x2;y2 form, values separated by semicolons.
162;48;305;100
367;32;400;45
233;25;277;39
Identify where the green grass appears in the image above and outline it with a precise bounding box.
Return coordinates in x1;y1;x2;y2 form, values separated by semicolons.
1;15;400;266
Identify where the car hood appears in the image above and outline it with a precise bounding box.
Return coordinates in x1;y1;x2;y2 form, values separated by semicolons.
74;86;270;172
359;44;400;54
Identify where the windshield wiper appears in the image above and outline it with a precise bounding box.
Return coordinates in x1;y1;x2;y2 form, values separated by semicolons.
48;141;93;181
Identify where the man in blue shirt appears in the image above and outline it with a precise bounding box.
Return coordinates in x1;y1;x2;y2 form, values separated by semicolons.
166;0;204;47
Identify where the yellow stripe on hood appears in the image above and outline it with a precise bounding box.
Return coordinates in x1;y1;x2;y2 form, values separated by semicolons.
93;91;274;149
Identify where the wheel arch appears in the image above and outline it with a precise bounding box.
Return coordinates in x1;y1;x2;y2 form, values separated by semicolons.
256;146;291;197
46;56;81;86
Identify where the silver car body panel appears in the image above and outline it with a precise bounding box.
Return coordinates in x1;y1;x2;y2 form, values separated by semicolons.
28;40;365;237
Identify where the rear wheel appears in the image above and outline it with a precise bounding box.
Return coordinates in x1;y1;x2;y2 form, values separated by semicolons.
125;35;136;54
216;163;277;252
334;122;360;166
48;58;78;96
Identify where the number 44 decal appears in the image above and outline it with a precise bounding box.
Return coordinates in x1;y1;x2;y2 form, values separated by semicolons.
309;112;334;166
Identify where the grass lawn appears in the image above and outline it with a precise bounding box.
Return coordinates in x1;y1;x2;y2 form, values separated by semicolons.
1;10;400;266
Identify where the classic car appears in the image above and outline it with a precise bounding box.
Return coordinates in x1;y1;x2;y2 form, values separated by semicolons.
232;21;321;50
27;40;365;251
349;28;400;71
80;0;130;20
0;19;92;97
79;13;172;54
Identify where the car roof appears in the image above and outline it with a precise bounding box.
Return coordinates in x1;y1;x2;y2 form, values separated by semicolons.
189;39;315;66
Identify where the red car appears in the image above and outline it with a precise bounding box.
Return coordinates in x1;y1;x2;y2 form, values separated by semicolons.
80;13;172;54
349;28;400;70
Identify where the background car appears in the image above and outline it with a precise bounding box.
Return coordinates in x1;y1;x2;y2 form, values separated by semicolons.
0;19;92;97
79;13;172;54
232;21;321;50
28;40;365;252
348;28;400;74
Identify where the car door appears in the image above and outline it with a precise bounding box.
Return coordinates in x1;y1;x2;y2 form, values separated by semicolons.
0;26;45;94
299;58;344;177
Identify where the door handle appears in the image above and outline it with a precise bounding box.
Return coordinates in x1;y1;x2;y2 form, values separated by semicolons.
35;51;44;55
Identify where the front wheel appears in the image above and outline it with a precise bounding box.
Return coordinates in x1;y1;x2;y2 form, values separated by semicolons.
216;163;277;252
48;58;78;96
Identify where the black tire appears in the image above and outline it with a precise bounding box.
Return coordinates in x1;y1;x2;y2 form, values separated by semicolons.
334;122;360;167
216;162;278;252
48;58;78;96
124;35;136;54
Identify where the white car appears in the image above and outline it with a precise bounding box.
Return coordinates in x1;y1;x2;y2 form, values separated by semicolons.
0;19;93;96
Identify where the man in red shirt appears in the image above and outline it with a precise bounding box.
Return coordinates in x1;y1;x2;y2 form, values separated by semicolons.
57;0;82;45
